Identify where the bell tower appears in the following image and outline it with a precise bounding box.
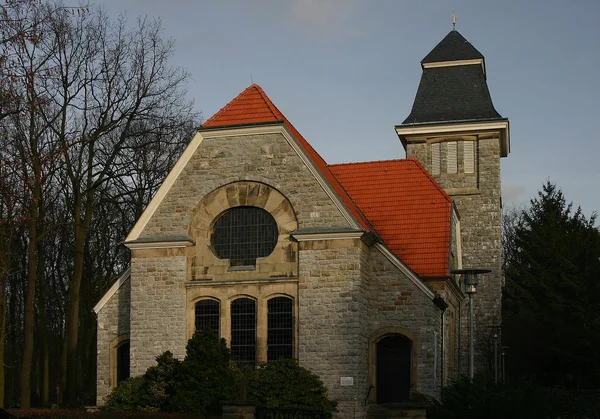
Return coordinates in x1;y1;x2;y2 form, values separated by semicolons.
396;29;510;374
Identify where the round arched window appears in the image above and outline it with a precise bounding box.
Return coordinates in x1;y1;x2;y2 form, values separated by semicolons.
211;206;278;267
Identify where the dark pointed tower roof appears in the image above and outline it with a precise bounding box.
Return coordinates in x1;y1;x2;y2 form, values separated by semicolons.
401;30;503;125
421;30;484;64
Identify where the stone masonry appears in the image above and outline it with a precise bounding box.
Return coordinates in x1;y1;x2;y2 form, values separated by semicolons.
407;132;503;373
95;276;130;405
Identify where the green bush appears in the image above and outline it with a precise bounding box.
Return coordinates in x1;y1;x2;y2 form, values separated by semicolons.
104;376;152;412
143;351;181;411
168;329;235;415
248;358;337;418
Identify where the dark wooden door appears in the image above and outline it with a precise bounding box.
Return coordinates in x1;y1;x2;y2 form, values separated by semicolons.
376;334;411;403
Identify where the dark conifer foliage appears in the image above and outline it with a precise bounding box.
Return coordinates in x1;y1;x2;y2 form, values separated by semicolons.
503;182;600;388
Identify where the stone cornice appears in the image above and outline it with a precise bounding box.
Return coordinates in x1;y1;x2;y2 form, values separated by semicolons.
124;236;195;250
93;268;130;314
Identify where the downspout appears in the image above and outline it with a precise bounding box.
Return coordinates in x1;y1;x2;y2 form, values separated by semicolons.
433;296;448;394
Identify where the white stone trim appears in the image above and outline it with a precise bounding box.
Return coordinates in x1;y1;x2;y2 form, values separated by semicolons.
291;231;365;241
124;240;194;250
126;132;205;241
374;243;435;299
93;268;131;314
422;58;485;73
126;124;361;242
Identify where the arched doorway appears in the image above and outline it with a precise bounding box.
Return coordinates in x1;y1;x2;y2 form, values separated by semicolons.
376;334;412;403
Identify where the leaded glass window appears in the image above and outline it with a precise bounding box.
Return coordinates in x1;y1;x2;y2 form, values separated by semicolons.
231;298;256;366
195;299;220;335
267;297;294;361
211;206;278;267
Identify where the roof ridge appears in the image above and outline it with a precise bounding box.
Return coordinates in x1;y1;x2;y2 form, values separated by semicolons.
203;84;279;126
252;84;284;120
328;158;409;167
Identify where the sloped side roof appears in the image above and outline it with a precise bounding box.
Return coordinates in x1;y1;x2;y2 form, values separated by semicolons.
202;84;373;231
421;30;484;63
402;65;503;124
329;159;452;277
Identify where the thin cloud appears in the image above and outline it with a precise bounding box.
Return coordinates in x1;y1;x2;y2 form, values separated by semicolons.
502;185;526;205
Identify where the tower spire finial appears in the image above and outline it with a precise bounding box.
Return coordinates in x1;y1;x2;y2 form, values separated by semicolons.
452;11;456;30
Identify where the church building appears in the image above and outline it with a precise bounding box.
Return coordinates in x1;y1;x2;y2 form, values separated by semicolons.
94;29;509;418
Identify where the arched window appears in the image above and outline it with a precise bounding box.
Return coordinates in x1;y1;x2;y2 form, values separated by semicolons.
116;340;130;384
231;298;256;366
211;206;278;267
195;299;220;335
267;297;294;361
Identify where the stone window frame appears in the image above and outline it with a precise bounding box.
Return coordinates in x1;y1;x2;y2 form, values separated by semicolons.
367;327;418;405
187;292;297;364
109;333;130;391
194;297;221;335
187;181;298;280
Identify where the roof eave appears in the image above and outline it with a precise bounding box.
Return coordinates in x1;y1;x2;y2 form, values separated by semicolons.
198;120;285;131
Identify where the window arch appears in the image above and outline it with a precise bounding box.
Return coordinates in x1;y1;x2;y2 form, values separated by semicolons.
211;206;278;267
267;297;294;361
230;298;256;366
195;299;220;335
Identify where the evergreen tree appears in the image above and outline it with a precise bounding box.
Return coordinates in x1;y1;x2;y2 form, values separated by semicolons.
503;182;600;388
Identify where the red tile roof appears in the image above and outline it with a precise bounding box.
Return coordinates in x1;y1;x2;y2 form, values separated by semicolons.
202;84;453;278
202;84;373;231
329;159;453;278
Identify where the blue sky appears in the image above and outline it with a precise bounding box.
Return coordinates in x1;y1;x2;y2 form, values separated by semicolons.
102;0;600;217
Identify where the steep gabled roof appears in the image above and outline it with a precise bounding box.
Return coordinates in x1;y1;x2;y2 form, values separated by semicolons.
421;30;484;64
202;84;374;232
329;159;453;278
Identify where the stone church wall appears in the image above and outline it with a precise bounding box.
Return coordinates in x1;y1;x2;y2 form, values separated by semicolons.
298;239;442;419
298;238;369;419
95;276;130;406
129;256;187;377
362;246;442;399
407;134;502;373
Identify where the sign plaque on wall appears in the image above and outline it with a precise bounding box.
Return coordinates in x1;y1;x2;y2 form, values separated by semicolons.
340;377;354;386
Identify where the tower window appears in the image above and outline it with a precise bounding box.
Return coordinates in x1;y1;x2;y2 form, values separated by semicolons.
464;141;475;173
211;206;278;267
195;299;220;335
267;297;294;361
431;143;440;175
447;141;457;174
231;298;256;366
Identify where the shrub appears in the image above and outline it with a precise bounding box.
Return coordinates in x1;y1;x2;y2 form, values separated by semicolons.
427;374;552;419
248;358;337;418
104;376;151;412
105;351;179;412
168;329;235;415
